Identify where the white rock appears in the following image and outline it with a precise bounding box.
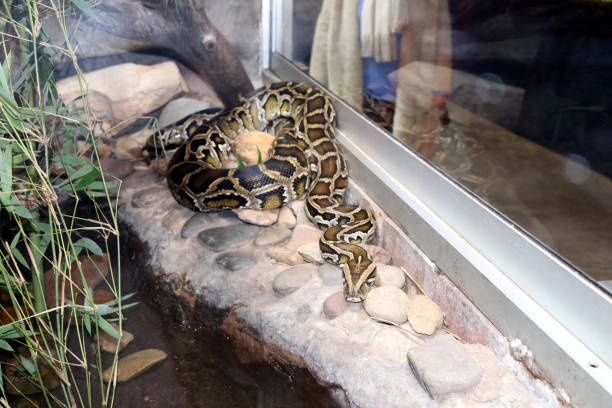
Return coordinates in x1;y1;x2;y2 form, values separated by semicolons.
233;131;275;165
406;295;444;335
374;264;405;288
298;241;324;264
57;62;188;137
158;97;213;128
278;206;297;229
265;247;303;266
364;286;411;325
233;208;279;226
407;334;483;399
285;223;322;250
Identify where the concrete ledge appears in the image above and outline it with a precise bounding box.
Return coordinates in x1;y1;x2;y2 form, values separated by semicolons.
118;169;559;408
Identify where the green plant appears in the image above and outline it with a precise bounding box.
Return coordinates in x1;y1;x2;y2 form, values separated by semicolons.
0;1;125;406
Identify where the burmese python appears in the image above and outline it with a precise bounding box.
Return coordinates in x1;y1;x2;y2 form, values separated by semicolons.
146;82;377;302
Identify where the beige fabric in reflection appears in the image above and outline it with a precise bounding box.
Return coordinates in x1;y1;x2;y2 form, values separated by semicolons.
392;0;452;139
310;0;363;110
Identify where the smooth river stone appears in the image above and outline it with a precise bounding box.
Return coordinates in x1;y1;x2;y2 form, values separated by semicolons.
181;213;212;238
103;349;167;382
131;186;168;208
278;206;297;229
363;286;410;325
323;291;348;319
285;223;322;250
272;264;316;296
198;224;259;251
265;247;303;265
215;251;257;272
122;170;161;192
298;241;324;264
233;207;279;226
254;225;292;247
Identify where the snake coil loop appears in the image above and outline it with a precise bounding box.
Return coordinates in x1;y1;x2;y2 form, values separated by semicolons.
146;82;377;301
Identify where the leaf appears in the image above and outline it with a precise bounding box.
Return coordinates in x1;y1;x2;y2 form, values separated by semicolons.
257;146;262;164
0;339;13;352
9;232;29;269
5;195;33;219
96;316;120;340
19;356;36;375
236;155;246;168
83;314;91;334
74;237;103;256
97;318;120;340
56;164;98;190
0;147;12;200
71;0;100;22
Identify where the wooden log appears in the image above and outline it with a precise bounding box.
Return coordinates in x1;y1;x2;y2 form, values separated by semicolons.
92;0;254;108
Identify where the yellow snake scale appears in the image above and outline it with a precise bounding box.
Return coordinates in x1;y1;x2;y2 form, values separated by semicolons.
146;82;377;302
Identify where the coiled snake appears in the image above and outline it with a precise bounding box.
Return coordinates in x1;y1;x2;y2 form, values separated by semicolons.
146;82;377;302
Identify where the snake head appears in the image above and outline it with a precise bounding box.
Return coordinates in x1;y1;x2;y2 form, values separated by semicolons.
342;258;377;302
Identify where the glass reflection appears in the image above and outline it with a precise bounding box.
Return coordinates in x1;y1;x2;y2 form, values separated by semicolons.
288;0;612;286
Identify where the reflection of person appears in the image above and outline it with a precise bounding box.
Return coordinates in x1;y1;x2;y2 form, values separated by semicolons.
309;0;452;139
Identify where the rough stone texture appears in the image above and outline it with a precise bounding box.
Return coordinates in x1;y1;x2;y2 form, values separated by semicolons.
363;286;411;325
254;225;292;247
272;264;315;297
406;295;444;335
407;334;484;399
197;224;259;251
374;264;406;288
118;172;559;408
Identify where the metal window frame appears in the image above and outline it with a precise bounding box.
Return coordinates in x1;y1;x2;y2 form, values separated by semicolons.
264;2;611;406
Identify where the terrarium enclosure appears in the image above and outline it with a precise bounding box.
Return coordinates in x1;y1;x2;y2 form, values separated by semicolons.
0;0;610;407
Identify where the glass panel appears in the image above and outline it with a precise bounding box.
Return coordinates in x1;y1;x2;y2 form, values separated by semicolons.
285;0;612;288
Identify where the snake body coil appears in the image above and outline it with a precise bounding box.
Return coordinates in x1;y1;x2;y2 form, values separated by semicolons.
147;82;377;301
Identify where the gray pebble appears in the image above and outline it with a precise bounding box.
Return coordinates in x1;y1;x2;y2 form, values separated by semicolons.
131;186;169;208
254;225;292;247
272;264;315;297
198;224;259;251
215;251;257;272
181;213;212;238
